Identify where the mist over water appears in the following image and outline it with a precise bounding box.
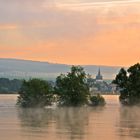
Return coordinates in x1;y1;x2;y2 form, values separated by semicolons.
0;95;140;140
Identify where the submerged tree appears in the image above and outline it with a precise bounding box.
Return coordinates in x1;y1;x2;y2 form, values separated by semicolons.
113;63;140;105
17;79;53;107
90;94;106;106
55;66;90;106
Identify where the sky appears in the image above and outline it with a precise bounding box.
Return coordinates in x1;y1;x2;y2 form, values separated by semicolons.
0;0;140;66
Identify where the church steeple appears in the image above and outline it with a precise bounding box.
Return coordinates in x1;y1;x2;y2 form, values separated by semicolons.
96;68;103;81
98;68;101;76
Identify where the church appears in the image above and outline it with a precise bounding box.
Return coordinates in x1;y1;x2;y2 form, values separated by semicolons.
88;68;117;94
96;68;103;81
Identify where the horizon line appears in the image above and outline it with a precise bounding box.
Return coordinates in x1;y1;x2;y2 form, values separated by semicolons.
0;57;125;68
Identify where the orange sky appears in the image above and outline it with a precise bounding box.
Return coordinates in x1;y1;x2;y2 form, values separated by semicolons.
0;0;140;66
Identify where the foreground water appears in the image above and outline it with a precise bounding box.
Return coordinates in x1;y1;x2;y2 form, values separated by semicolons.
0;95;140;140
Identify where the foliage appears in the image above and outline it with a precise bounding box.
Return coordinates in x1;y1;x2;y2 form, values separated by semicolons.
113;63;140;105
55;66;90;106
90;94;105;106
17;79;53;107
0;78;22;93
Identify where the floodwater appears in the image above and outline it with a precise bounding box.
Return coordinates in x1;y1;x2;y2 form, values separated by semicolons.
0;95;140;140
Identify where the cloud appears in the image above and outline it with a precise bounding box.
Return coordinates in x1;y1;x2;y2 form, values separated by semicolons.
53;0;140;11
0;0;140;65
0;24;18;30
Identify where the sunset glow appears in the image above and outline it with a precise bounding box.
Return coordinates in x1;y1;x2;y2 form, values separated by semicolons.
0;0;140;66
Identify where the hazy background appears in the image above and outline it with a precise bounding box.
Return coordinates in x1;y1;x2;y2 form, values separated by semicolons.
0;58;121;80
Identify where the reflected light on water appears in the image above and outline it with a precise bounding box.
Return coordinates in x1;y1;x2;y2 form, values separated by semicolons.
0;95;140;140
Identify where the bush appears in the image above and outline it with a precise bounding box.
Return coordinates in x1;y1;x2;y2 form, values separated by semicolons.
17;79;53;108
90;94;105;106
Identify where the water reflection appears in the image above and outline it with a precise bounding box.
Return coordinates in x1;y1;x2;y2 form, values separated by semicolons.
2;95;132;140
18;108;54;128
119;106;140;139
55;107;90;140
18;107;94;140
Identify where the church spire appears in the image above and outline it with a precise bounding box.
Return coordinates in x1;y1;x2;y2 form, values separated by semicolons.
96;68;103;81
98;68;101;76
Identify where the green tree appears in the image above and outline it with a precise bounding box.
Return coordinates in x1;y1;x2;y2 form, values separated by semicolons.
55;66;90;106
17;79;53;107
113;63;140;105
113;68;128;101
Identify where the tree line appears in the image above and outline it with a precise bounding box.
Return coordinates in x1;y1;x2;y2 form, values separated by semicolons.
2;63;140;107
17;66;105;107
0;78;22;94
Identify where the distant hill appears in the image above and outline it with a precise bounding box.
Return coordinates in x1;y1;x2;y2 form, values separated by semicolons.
0;58;122;80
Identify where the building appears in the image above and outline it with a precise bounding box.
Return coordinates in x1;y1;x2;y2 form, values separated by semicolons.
88;68;118;94
96;68;103;81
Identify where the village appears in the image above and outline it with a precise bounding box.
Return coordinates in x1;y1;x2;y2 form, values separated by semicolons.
87;68;118;95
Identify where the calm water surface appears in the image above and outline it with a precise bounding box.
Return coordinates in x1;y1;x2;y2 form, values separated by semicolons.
0;95;140;140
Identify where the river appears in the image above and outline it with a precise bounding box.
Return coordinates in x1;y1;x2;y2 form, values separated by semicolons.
0;95;140;140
